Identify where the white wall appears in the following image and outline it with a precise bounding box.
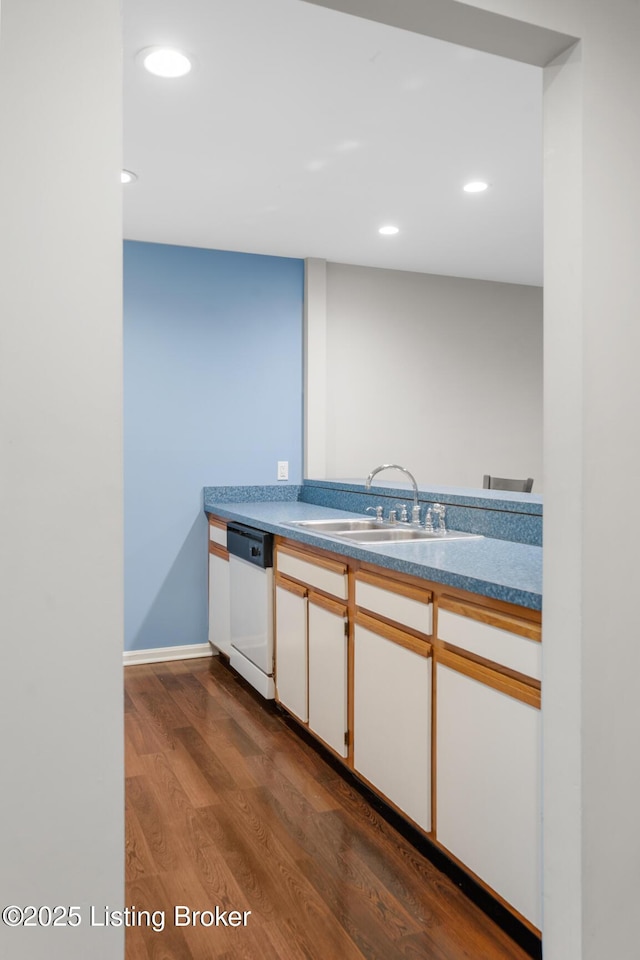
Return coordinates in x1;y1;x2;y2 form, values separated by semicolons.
304;258;329;478
322;262;542;488
0;2;124;959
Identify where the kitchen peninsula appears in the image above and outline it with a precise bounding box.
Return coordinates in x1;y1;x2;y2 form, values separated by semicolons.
204;478;542;942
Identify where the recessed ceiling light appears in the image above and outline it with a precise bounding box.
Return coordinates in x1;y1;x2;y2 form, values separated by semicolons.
463;181;489;193
121;170;137;184
379;225;399;235
140;47;192;79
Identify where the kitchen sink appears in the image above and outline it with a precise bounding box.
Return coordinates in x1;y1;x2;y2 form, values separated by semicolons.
289;518;382;532
336;528;483;544
288;518;482;544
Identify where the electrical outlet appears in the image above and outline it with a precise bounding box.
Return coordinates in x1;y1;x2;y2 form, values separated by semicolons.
277;460;289;481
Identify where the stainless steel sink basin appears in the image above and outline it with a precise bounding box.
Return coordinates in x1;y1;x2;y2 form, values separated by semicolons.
288;518;482;544
289;518;382;532
336;528;483;544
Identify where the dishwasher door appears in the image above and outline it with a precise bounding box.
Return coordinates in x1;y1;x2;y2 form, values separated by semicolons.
229;554;273;675
227;522;274;698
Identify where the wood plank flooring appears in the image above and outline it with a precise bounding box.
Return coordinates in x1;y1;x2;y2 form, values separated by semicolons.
125;656;533;960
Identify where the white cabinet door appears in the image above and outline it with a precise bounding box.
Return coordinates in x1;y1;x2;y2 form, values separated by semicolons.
208;552;231;656
436;663;542;928
275;584;308;722
308;602;348;758
354;624;431;832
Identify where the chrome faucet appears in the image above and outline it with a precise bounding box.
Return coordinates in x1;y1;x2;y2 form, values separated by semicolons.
394;502;409;523
365;464;421;523
432;503;447;535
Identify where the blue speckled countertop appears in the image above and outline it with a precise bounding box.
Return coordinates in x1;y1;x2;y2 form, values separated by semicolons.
203;496;542;611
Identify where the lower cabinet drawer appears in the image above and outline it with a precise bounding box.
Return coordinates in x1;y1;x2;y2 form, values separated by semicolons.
356;576;432;635
438;606;541;680
276;549;347;599
208;520;227;547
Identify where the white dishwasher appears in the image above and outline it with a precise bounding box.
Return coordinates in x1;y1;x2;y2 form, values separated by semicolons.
227;522;275;699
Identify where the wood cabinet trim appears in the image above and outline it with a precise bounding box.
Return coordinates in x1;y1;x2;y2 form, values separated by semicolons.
439;593;541;640
355;611;432;659
347;567;356;768
354;610;432;645
437;648;541;709
275;574;308;598
309;592;347;619
431;638;438;838
276;541;348;576
208;541;229;561
356;567;433;605
208;514;227;530
442;641;541;691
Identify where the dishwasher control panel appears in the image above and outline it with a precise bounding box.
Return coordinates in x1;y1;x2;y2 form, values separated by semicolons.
226;522;273;569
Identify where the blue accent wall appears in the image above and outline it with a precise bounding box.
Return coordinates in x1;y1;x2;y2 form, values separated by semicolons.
123;240;304;652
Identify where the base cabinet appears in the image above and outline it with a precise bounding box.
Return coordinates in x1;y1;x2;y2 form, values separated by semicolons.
275;583;308;722
208;551;231;656
275;583;348;755
354;623;431;832
271;538;541;932
436;662;541;928
308;600;348;758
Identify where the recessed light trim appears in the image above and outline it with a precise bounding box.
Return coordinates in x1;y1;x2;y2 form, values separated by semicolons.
379;225;399;235
463;181;489;193
140;46;192;78
121;169;138;184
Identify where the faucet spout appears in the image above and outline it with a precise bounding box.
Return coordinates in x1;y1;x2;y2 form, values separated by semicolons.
365;463;419;513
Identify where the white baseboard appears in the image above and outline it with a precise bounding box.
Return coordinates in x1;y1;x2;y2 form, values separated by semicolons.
123;642;215;667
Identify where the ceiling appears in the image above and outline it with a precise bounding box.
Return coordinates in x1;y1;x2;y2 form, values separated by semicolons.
123;0;543;286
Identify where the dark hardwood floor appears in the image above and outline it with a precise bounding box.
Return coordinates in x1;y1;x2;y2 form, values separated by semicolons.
124;656;532;960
